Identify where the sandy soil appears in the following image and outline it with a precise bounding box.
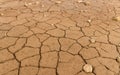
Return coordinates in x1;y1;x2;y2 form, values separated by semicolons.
0;0;120;75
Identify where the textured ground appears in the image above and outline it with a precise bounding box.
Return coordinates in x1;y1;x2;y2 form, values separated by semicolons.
0;0;120;75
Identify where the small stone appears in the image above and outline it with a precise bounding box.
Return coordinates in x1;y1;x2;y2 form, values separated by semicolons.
36;1;39;4
112;16;120;21
0;13;4;16
77;0;90;5
24;2;32;6
80;10;87;12
77;0;83;3
24;2;28;6
87;19;92;23
55;1;62;4
116;56;120;63
51;24;54;25
41;4;45;7
90;38;96;43
28;3;32;5
83;64;93;73
44;14;47;17
83;1;90;6
118;43;120;46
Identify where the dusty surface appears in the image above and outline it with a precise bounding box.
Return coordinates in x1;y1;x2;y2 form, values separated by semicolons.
0;0;120;75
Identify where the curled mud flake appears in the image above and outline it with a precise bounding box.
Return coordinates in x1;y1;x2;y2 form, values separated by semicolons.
112;16;120;22
116;56;120;63
83;64;93;73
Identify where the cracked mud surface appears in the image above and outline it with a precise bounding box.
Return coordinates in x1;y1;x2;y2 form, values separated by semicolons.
0;0;120;75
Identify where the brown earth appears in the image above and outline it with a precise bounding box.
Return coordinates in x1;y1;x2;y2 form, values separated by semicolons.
0;0;120;75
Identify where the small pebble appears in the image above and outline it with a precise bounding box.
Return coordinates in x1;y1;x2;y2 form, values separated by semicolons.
55;1;62;4
77;0;90;5
80;10;87;12
51;24;54;25
0;13;4;16
116;56;120;63
36;1;39;4
83;1;90;6
90;38;96;43
44;14;47;17
112;16;120;21
77;0;84;3
118;43;120;46
24;2;28;6
83;64;93;73
24;2;32;6
28;3;32;5
87;19;92;23
41;4;45;7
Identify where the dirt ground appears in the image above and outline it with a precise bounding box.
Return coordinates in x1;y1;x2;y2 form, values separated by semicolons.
0;0;120;75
